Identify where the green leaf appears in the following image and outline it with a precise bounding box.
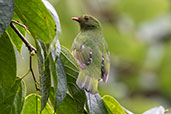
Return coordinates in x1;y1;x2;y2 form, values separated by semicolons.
0;32;16;94
21;94;53;114
49;89;78;114
49;87;56;110
42;0;61;35
56;94;79;114
11;80;26;114
102;95;125;114
49;40;67;112
0;0;14;36
54;57;67;110
14;0;56;43
6;13;25;53
60;46;86;113
36;40;51;112
42;0;61;54
86;92;108;114
0;78;21;114
49;39;61;98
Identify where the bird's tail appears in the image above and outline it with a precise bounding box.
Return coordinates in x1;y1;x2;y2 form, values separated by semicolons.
76;71;98;94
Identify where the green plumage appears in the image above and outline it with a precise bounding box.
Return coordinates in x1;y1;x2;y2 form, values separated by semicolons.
72;15;110;94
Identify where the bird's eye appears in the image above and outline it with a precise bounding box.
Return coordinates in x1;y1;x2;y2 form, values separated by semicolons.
84;17;89;20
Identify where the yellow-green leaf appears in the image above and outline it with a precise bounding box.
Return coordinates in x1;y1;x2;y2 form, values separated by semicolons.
102;95;125;114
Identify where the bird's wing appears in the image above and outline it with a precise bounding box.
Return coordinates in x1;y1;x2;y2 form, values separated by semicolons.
72;42;92;70
101;52;110;83
101;38;110;83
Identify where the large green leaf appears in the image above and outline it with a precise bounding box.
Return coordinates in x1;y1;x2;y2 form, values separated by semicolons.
102;95;125;114
42;0;61;54
49;54;58;108
14;0;56;43
36;40;51;112
60;46;86;113
21;94;53;114
86;92;108;114
0;32;16;94
56;94;78;114
0;0;14;36
0;78;21;114
42;0;61;35
49;42;67;112
11;80;26;114
49;39;61;105
54;57;67;110
6;13;25;53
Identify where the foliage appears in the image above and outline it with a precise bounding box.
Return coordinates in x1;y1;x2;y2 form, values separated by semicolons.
0;0;170;114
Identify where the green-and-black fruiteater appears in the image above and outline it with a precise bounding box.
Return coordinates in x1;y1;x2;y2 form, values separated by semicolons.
72;15;110;94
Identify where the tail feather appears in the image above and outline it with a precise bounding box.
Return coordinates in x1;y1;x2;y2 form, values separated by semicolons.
76;72;98;94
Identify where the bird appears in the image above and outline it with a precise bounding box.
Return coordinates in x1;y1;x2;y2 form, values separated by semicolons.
72;15;110;94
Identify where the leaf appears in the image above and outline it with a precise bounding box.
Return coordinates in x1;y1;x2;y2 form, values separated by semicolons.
49;39;61;96
48;40;67;112
6;13;25;53
0;78;21;114
42;0;61;55
14;0;56;43
143;106;165;114
0;0;14;36
49;87;56;109
49;88;78;114
56;94;79;114
54;57;67;110
85;92;108;114
102;95;125;114
11;80;26;114
21;94;53;114
60;46;86;113
36;40;51;112
0;32;16;94
42;0;61;35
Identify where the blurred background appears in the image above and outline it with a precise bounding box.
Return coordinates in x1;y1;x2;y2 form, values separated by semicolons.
16;0;171;113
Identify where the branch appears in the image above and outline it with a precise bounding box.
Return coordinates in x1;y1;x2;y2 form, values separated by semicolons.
10;20;37;56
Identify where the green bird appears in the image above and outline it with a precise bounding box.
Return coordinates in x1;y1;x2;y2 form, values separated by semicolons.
72;15;110;94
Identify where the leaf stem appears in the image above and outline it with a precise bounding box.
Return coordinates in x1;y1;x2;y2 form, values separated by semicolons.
21;69;30;79
10;20;37;56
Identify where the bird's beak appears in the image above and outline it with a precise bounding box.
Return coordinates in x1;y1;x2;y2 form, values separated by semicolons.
72;17;80;22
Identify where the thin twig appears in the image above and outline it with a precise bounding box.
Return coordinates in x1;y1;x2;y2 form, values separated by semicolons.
10;20;40;91
30;56;40;91
10;21;37;56
11;20;27;30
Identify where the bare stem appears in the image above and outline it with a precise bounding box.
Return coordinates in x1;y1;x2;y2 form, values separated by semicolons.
10;20;37;56
10;20;40;91
30;56;40;91
11;20;27;30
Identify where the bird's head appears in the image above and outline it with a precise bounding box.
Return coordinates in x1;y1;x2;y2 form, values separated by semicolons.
72;15;101;31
